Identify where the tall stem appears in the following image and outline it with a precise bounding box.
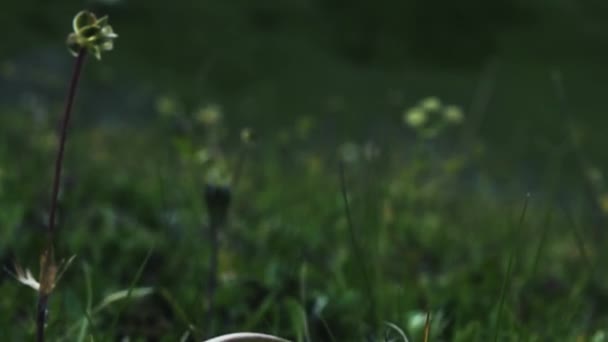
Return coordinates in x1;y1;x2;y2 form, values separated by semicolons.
47;48;87;238
37;48;87;342
203;184;231;337
36;294;49;342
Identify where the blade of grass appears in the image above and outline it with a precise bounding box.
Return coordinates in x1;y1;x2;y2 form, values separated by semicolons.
560;204;597;334
551;70;607;233
493;193;530;342
159;288;200;340
109;246;154;333
315;313;337;342
529;209;553;280
286;299;310;342
244;290;279;331
519;208;554;342
60;287;155;341
423;312;431;342
562;204;595;277
76;262;94;342
339;161;376;329
461;59;499;149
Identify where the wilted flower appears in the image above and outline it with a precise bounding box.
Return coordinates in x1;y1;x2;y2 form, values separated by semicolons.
9;254;75;295
66;11;118;60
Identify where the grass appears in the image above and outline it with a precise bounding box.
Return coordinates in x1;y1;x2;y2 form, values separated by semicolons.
1;99;607;340
1;10;608;341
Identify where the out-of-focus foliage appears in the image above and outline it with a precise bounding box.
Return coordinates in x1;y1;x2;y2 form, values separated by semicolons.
1;88;608;339
2;1;608;340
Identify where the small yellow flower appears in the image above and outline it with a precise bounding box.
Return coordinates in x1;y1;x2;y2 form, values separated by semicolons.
66;11;118;60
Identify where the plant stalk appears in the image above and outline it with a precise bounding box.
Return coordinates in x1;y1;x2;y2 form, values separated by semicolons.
37;48;87;342
204;184;231;337
47;48;87;238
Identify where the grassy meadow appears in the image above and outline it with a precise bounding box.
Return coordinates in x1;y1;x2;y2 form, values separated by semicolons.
2;2;608;341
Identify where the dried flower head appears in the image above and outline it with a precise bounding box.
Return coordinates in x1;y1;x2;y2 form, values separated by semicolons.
67;10;118;60
8;254;76;295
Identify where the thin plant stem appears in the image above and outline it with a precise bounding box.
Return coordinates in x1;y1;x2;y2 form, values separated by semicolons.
206;214;220;336
551;70;607;234
493;194;530;342
338;161;376;330
203;185;231;337
36;294;49;342
37;48;87;342
423;311;431;342
461;59;498;150
48;48;87;238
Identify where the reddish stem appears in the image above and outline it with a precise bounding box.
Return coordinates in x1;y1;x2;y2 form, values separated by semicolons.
47;48;87;238
37;48;87;342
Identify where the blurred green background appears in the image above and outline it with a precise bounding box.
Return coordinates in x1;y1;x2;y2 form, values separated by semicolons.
2;1;608;341
2;0;608;156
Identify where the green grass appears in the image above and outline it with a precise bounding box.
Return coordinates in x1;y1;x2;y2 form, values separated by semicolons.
1;95;607;341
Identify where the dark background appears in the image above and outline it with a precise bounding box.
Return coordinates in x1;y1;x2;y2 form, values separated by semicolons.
2;0;608;167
